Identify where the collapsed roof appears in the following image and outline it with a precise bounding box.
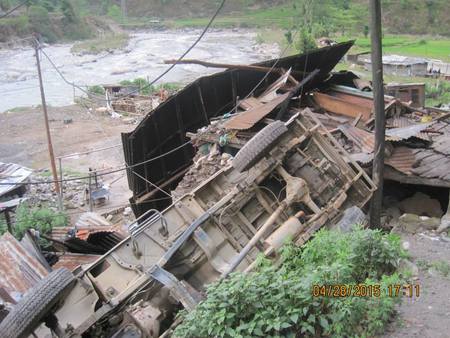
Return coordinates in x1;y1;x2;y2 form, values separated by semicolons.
122;41;355;216
122;40;450;218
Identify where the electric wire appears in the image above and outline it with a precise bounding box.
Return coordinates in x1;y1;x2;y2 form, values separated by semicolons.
36;0;227;104
0;140;193;186
0;0;27;19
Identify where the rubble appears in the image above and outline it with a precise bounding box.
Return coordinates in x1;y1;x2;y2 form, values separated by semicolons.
1;40;450;338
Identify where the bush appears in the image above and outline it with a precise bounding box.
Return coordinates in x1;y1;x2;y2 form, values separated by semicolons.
119;78;182;96
174;228;406;338
88;85;105;95
14;203;67;246
28;5;58;43
0;215;7;236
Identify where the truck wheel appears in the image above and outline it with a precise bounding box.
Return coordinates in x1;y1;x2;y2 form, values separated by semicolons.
0;268;75;338
232;121;288;172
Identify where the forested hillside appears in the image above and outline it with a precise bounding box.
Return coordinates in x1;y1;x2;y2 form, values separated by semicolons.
1;0;449;45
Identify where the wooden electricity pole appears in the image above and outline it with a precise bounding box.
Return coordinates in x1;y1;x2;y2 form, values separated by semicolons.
34;41;61;195
369;0;385;227
121;0;127;21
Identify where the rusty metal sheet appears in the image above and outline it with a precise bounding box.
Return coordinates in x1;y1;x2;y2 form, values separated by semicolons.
52;253;100;271
338;124;375;153
385;122;433;141
0;233;48;302
0;162;32;198
75;212;112;228
239;97;262;111
224;92;290;130
432;135;450;155
385;147;416;175
258;69;291;103
313;91;373;121
51;227;73;241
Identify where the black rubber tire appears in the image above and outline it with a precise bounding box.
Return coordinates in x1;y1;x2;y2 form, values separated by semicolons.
232;121;288;172
0;268;76;338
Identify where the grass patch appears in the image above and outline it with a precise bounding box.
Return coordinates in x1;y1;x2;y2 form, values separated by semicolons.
175;227;407;338
71;33;129;55
169;4;295;30
338;35;450;62
431;260;450;277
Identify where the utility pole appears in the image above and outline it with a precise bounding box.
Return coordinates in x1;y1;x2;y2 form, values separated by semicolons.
369;0;385;228
121;0;127;21
34;40;61;196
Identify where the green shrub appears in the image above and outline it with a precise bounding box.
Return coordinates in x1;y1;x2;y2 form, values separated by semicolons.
88;85;105;95
28;5;58;43
14;203;67;246
107;4;122;22
0;215;7;236
174;228;406;338
119;78;181;96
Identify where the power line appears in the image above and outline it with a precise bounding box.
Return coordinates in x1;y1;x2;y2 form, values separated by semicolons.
0;140;193;186
0;0;27;19
13;26;299;187
123;0;226;98
36;0;226;103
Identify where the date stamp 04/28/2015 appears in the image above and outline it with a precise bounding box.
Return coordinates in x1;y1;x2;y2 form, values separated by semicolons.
312;284;420;298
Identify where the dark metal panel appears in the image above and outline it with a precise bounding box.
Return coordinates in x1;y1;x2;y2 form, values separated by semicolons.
122;41;354;216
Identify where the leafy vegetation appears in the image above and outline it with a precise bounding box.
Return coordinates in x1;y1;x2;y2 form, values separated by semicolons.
119;78;182;95
431;260;450;277
71;33;129;54
425;81;450;107
0;0;94;43
174;227;407;338
87;85;105;95
13;203;67;246
0;215;7;236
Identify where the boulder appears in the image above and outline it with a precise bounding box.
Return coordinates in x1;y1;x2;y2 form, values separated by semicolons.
437;213;450;233
399;192;443;218
335;206;367;232
395;213;440;234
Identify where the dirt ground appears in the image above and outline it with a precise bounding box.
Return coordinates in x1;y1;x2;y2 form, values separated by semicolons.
0;104;135;219
382;232;450;338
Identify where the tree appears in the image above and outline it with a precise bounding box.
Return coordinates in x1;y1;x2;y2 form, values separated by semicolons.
0;0;11;11
295;27;316;53
363;25;369;38
61;0;78;23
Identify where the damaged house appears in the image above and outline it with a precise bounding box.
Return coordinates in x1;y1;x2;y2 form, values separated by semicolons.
1;40;449;338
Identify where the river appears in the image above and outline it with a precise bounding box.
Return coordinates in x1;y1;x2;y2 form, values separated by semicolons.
0;29;279;112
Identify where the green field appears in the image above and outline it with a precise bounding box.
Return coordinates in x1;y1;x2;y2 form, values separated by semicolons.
339;36;450;62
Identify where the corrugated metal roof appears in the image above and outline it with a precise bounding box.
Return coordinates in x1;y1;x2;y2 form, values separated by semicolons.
0;162;32;198
0;233;48;302
224;93;290;130
75;212;112;228
411;149;450;181
52;253;100;271
385;147;416;175
338;124;374;153
385;122;433;141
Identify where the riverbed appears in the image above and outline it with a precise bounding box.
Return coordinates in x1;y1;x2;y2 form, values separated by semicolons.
0;29;279;112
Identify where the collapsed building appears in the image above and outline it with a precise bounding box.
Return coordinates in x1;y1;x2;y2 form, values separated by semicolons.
1;40;450;338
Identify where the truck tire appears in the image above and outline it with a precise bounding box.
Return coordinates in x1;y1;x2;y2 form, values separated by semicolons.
232;121;288;172
0;268;75;338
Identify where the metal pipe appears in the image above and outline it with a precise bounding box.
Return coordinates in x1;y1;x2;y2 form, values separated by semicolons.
221;201;287;278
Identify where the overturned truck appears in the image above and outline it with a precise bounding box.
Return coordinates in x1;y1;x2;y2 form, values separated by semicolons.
0;42;375;338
